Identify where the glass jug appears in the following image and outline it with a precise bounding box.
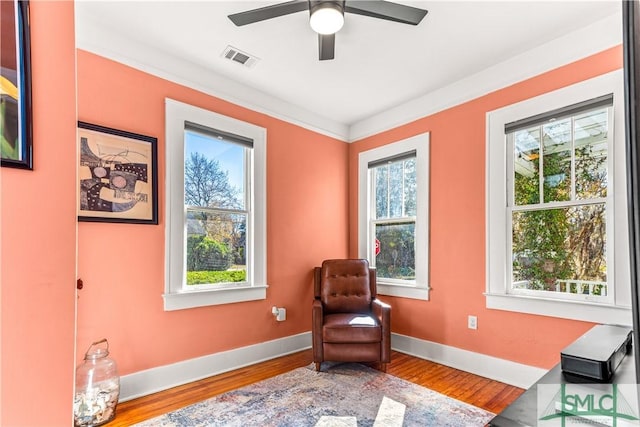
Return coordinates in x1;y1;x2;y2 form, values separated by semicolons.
73;339;120;426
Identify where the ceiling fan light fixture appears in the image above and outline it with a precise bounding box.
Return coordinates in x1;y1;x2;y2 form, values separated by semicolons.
309;2;344;35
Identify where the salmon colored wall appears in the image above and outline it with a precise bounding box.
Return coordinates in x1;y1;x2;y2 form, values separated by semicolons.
348;46;623;369
1;2;77;426
76;50;349;375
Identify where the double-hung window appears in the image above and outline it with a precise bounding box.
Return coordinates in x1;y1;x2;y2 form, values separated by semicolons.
486;71;631;324
370;152;417;282
507;96;612;303
183;122;251;289
358;133;430;300
164;99;267;311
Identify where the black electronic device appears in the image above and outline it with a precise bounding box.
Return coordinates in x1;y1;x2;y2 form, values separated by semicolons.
560;324;632;382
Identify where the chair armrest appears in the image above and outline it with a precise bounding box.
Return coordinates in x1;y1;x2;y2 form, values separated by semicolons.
314;267;322;298
371;298;390;328
371;298;391;363
312;299;324;361
312;299;323;330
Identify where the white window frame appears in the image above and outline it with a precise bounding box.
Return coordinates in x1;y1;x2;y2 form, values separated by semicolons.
358;133;430;300
486;70;632;324
164;99;267;311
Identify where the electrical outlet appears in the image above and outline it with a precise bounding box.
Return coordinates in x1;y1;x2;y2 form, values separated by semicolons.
468;315;478;330
272;306;286;321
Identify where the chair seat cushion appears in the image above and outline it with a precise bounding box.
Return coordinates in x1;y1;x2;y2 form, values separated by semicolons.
322;313;381;343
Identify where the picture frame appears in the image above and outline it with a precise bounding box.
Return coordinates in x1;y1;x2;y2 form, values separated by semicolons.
1;0;33;169
78;121;158;224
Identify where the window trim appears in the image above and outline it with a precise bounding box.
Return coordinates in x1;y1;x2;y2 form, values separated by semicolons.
164;98;267;311
485;70;632;324
358;132;430;300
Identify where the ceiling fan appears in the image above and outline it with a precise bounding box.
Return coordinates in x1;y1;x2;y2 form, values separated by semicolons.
228;1;428;61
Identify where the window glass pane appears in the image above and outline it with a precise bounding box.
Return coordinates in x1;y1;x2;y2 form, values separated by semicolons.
542;119;571;203
389;161;403;218
374;158;416;219
575;109;608;200
375;166;388;219
375;222;415;280
513;128;540;205
186;209;247;285
512;204;606;296
404;158;417;217
185;130;245;210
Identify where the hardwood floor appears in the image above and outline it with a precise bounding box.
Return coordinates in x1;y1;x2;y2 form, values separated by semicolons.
108;349;524;426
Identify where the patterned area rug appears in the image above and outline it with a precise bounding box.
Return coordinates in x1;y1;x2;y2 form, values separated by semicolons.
134;363;495;426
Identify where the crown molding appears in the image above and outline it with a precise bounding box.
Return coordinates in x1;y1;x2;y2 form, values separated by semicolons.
75;13;349;142
76;10;621;144
348;12;622;142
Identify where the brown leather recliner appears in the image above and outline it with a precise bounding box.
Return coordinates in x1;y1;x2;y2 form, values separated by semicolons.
312;259;391;372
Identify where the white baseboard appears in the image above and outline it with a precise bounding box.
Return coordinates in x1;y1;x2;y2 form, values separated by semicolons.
120;331;546;401
391;333;547;389
119;332;312;402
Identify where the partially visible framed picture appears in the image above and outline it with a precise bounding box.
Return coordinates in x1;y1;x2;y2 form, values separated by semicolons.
1;0;32;169
78;122;158;224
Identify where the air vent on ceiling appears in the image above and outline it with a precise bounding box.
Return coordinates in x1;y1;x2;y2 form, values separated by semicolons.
222;46;259;68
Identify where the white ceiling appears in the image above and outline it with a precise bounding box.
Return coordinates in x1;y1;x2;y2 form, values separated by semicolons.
75;1;622;141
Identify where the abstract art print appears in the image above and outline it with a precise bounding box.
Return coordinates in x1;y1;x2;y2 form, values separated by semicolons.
1;0;32;169
78;122;158;224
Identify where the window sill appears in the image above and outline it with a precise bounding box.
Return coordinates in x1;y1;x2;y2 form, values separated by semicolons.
485;292;632;324
163;284;268;311
378;283;429;300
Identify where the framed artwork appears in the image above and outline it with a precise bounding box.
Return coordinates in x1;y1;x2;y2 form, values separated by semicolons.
1;0;33;169
78;121;158;224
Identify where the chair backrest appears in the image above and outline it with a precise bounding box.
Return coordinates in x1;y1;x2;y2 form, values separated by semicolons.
316;259;375;314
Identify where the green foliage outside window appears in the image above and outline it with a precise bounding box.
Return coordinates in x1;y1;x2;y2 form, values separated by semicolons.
186;269;246;285
513;145;572;290
375;222;415;280
187;235;233;272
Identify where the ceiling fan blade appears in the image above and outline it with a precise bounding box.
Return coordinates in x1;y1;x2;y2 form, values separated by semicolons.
318;33;335;61
345;1;428;25
228;1;309;26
